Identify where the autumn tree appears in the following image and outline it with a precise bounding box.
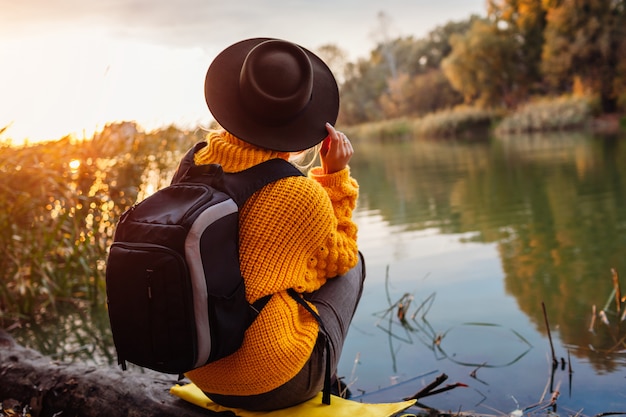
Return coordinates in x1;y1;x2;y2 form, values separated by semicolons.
340;18;475;124
487;0;547;95
541;0;626;112
379;69;462;118
442;19;524;108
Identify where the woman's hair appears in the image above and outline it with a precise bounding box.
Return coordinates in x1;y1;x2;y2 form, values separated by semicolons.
289;143;321;172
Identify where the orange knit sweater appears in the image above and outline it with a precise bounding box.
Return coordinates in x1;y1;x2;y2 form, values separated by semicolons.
185;131;359;395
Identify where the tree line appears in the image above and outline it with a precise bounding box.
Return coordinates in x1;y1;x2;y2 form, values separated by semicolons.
324;0;626;126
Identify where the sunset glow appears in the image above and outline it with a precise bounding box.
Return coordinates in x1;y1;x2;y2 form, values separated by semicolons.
0;0;485;145
1;31;209;144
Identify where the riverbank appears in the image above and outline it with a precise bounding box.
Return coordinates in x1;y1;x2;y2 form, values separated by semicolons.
343;95;625;142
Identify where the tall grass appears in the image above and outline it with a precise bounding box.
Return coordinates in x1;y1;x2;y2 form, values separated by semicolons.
343;97;600;143
412;105;500;139
343;106;500;142
343;118;414;143
494;95;592;135
0;123;199;330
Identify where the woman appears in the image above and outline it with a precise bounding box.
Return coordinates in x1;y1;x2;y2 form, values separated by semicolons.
184;37;365;411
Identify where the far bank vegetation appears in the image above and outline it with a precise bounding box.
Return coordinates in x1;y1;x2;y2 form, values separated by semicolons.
320;0;626;141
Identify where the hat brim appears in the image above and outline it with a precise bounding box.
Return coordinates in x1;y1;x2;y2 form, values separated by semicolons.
205;38;339;152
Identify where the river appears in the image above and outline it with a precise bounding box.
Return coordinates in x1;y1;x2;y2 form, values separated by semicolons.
339;131;626;414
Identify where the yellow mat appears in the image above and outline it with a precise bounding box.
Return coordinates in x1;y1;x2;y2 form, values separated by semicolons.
170;382;416;417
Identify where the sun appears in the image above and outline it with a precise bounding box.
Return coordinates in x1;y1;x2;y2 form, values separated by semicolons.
69;159;81;171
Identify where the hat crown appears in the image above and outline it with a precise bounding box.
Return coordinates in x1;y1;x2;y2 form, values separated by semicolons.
204;37;339;152
239;40;313;123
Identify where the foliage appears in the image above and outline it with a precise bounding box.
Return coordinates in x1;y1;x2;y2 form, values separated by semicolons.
339;58;389;125
442;19;529;108
379;69;463;119
375;18;478;78
494;95;592;135
339;18;477;125
488;0;547;95
338;0;625;127
541;0;626;112
0;123;198;326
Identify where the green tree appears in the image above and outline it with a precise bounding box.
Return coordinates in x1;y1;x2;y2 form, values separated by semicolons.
340;18;476;124
411;18;479;72
382;18;478;77
338;57;389;125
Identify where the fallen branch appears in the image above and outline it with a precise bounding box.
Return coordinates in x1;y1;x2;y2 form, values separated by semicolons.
0;329;215;417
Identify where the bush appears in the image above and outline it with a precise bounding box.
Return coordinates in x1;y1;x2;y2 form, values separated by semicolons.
412;106;500;139
343;119;414;143
494;95;592;135
342;107;500;142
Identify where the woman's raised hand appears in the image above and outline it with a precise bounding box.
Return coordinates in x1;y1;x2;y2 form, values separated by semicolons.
320;123;353;174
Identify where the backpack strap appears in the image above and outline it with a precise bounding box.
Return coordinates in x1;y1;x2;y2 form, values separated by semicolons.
226;160;303;326
170;141;304;208
171;142;312;374
287;288;333;405
222;159;304;207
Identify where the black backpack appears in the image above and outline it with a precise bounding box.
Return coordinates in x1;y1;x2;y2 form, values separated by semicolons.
105;142;304;375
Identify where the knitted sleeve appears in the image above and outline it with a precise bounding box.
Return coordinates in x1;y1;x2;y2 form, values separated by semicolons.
239;166;359;298
302;166;359;290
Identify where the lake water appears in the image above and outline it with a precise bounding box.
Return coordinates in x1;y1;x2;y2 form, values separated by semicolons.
338;132;626;414
12;131;626;415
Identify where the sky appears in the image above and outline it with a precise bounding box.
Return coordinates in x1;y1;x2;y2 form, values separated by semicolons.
0;0;485;144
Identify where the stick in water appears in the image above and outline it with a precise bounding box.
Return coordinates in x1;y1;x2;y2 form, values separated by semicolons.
612;268;622;314
542;301;557;367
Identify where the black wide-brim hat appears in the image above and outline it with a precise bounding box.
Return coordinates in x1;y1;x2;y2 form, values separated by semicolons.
204;38;339;152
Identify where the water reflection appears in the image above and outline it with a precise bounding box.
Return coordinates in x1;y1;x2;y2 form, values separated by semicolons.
351;132;626;368
372;272;533;374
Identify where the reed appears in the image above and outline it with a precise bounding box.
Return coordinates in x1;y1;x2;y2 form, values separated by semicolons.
494;95;592;135
343;106;500;142
0;124;197;327
343;118;414;143
412;105;499;139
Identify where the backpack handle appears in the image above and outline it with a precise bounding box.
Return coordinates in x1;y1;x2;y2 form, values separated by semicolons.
170;141;211;184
